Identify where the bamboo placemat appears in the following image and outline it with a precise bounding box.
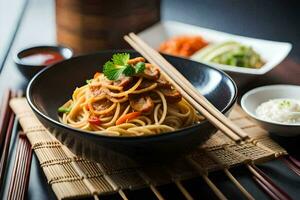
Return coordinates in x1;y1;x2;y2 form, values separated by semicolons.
10;98;287;200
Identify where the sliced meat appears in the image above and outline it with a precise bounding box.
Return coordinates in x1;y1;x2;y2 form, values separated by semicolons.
160;87;182;103
113;76;132;88
157;77;172;89
137;79;156;90
140;63;160;80
92;99;112;112
149;92;160;101
89;85;106;96
129;94;154;113
127;57;145;65
122;76;140;91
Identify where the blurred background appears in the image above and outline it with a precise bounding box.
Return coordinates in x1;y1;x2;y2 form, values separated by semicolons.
164;0;300;61
1;0;299;61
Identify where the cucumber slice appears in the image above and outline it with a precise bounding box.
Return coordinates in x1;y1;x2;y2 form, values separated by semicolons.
191;41;239;61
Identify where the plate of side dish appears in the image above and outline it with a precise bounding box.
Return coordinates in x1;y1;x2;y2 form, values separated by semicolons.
241;85;300;136
138;21;292;86
27;50;237;162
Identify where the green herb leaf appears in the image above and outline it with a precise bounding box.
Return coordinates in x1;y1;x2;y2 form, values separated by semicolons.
58;106;72;113
123;64;135;76
103;53;146;80
135;62;145;74
103;61;123;80
112;53;130;66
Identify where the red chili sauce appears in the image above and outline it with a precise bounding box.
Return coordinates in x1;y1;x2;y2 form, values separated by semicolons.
20;50;64;66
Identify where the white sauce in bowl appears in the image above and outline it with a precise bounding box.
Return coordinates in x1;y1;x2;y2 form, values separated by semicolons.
256;98;300;124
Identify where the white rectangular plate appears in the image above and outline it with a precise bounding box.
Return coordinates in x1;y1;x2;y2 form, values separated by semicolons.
138;21;292;75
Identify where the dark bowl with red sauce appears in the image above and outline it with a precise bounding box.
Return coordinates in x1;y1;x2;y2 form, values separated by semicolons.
14;45;73;79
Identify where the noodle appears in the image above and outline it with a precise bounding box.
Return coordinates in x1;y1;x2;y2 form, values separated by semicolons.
59;55;203;136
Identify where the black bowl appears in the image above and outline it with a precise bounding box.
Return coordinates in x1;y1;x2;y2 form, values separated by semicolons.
27;50;237;163
14;45;73;79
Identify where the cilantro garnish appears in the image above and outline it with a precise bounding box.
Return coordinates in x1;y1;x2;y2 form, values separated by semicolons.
279;100;291;109
135;62;145;74
112;53;130;65
103;53;145;80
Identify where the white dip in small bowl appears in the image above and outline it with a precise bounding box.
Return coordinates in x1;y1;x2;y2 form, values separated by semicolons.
241;85;300;136
256;99;300;124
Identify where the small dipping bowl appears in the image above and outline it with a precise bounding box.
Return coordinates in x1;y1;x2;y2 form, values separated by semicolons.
14;45;73;79
241;85;300;137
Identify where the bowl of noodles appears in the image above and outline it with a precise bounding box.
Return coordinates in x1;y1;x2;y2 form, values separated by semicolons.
27;50;237;162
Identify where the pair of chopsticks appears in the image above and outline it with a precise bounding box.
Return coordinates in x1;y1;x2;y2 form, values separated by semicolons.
248;164;292;200
7;132;33;200
124;33;248;143
123;33;293;200
0;90;13;154
0;90;16;187
281;156;300;176
0;89;32;199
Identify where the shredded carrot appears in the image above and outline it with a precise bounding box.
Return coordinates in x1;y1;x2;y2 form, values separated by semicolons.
116;112;141;125
85;104;90;111
159;35;208;57
88;116;101;126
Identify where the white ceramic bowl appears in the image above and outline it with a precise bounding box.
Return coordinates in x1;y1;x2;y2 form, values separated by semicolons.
138;21;292;87
241;85;300;137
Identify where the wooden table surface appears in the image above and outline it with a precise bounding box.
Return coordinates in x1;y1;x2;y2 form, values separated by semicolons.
0;0;299;199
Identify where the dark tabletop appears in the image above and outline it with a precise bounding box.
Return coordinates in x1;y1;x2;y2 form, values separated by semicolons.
0;0;300;199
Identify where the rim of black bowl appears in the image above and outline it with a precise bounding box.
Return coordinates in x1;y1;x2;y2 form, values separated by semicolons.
14;45;73;67
26;49;238;141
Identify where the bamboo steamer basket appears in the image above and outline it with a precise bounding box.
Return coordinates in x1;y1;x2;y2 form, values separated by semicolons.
55;0;161;54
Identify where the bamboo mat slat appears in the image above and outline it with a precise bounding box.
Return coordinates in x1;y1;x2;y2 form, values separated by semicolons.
9;98;288;200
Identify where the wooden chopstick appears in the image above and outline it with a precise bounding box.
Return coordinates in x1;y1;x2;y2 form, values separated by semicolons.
251;164;292;200
252;176;281;200
7;132;33;200
247;164;292;200
8;132;26;200
0;90;12;155
18;134;32;200
124;35;241;142
0;91;16;188
281;157;300;176
127;32;249;141
288;156;300;168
